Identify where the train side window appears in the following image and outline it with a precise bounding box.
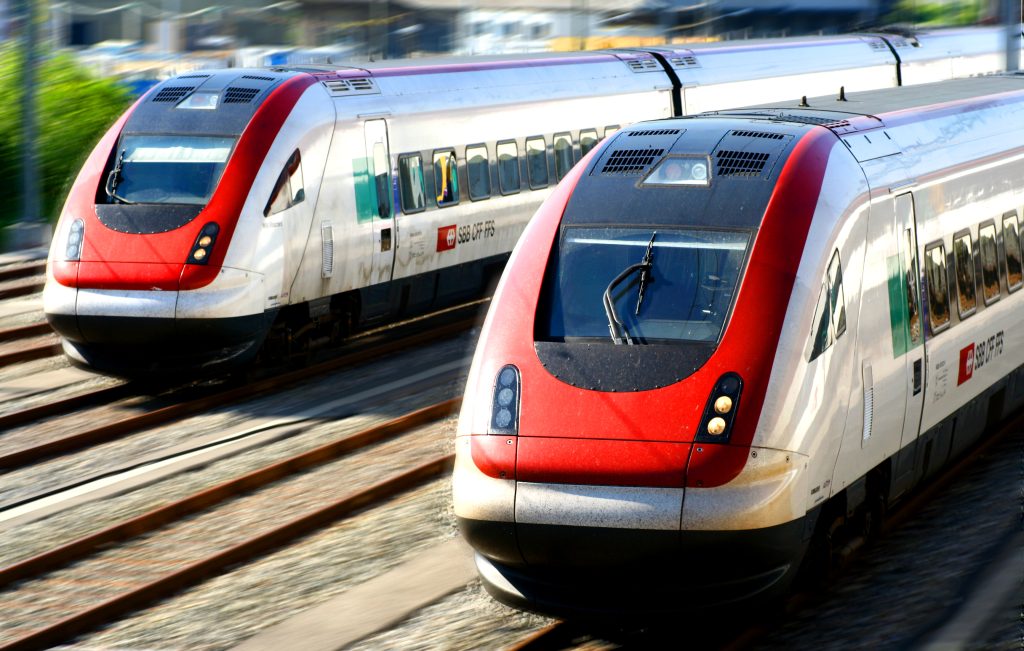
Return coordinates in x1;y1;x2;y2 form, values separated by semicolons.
925;242;951;333
953;232;977;318
579;129;599;157
497;140;520;195
264;149;304;217
433;149;459;207
807;249;845;362
978;221;1000;304
526;136;549;189
398;154;426;214
553;132;574;181
1003;212;1023;292
466;144;491;201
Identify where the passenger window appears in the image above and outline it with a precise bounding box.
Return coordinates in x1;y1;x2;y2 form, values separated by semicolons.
553;133;574;181
978;221;1000;304
953;232;977;318
579;129;599;157
925;243;951;333
433;150;459;207
398;154;426;214
371;142;391;219
808;249;845;362
903;228;922;346
526;136;549;189
497;141;520;194
466;145;491;201
264;149;304;217
1003;212;1023;292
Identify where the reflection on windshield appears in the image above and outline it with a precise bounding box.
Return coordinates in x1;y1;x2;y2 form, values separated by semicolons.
538;227;750;344
111;135;235;205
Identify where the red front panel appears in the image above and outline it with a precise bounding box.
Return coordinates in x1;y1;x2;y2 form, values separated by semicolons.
466;127;837;488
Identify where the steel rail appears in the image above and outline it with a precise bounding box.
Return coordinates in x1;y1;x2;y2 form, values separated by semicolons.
0;400;459;651
0;314;474;468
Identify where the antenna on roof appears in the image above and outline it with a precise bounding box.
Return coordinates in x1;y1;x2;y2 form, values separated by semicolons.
799;96;810;108
838;86;847;102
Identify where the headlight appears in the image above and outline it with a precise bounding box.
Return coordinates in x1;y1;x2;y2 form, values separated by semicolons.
696;373;742;443
489;365;521;435
65;219;85;261
187;222;220;265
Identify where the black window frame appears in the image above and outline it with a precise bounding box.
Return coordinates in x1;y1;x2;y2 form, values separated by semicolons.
925;241;951;334
1003;211;1023;293
432;148;460;208
496;139;521;195
553;132;574;181
397;152;427;215
952;230;977;319
525;135;550;190
978;219;1001;305
579;129;599;157
465;143;492;202
264;149;304;218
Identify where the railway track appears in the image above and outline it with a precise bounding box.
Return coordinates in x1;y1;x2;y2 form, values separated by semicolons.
0;399;460;650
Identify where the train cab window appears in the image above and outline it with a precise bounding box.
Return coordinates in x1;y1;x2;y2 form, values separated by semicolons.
553;133;574;181
497;141;521;195
466;145;491;201
398;154;426;214
1003;212;1023;292
808;250;846;362
579;129;599;157
537;227;750;344
264;149;305;217
526;136;549;189
111;134;235;206
953;232;977;318
925;242;951;333
978;221;1000;304
433;150;460;207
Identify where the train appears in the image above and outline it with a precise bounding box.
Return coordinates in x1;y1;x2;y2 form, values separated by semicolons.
453;73;1024;616
43;26;1014;374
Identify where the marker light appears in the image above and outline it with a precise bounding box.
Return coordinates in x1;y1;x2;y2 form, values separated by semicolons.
66;219;85;261
489;365;521;435
695;372;743;444
187;222;219;265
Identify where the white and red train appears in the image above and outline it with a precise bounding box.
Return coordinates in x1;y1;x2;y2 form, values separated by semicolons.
453;74;1024;616
43;27;1012;373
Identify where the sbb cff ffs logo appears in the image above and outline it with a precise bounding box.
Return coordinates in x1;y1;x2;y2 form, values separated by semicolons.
437;225;457;252
958;343;974;385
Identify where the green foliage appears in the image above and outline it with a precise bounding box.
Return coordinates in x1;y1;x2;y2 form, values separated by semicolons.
0;46;132;227
884;0;985;27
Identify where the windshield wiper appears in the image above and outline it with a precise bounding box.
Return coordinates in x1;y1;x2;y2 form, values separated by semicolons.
602;231;656;345
104;149;135;205
635;231;656;315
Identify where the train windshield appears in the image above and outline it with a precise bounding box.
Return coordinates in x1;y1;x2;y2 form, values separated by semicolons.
110;135;235;205
537;227;750;344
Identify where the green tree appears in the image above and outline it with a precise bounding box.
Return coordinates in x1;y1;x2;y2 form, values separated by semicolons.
0;47;132;227
885;0;985;26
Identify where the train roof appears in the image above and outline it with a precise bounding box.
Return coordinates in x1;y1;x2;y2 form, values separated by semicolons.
719;74;1024;131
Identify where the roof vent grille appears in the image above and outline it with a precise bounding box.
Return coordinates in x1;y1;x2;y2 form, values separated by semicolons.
242;74;275;81
178;73;210;80
731;129;785;140
868;40;888;51
223;87;260;104
671;55;700;68
715;150;770;177
629;129;681;137
602;148;664;175
779;114;852;129
323;78;380;96
627;59;660;72
152;85;194;102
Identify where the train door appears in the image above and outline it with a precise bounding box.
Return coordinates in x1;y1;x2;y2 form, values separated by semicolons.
364;119;396;286
892;192;926;494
